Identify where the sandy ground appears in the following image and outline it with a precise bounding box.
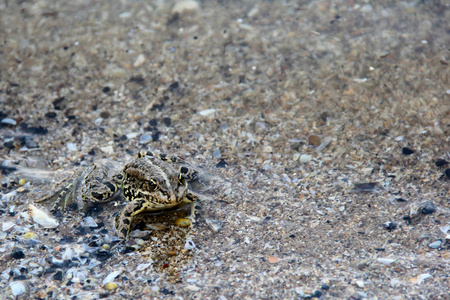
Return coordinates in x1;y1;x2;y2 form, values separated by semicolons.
1;0;449;299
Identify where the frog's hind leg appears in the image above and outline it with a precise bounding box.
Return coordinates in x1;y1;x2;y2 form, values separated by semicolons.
36;165;96;211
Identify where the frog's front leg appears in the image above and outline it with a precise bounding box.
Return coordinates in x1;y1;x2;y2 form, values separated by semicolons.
114;199;156;238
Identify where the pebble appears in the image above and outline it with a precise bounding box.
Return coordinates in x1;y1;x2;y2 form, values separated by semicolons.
308;135;321;146
402;147;415;155
1;118;17;125
9;281;28;297
66;143;77;151
103;270;122;284
139;133;152;144
428;240;442;249
409;273;431;285
205;218;222;232
355;280;365;288
198;109;216;117
105;282;118;290
299;154;312;163
175;218;191;227
2;221;15;231
29;204;59;228
316;136;332;151
100;145;114;155
172;0;200;14
136;263;152;271
133;54;146;67
23;232;37;239
80;217;98;228
213;149;221;158
421;201;435;214
263;145;273;153
293;153;301;161
383;221;397;230
185;239;196;250
377;258;396;265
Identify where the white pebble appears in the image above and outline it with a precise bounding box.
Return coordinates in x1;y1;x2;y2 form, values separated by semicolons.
1;118;17;125
172;0;200;14
134;54;146;67
9;281;28;296
29;204;59;229
377;257;396;265
139;133;152;144
428;240;442;249
103;270;122;284
2;222;15;232
198;109;216;116
80;217;98;228
299;154;312;163
62;247;74;260
100;145;114;155
184;239;196;250
136;263;152;271
66;143;77;151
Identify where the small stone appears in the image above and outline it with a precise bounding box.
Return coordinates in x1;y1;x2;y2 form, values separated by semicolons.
103;270;122;284
299;154;312;163
383;221;397;230
435;159;449;167
175;218;191;227
308;135;321;146
355;280;365;288
23;232;37;239
105;282;118;290
198;109;216;116
320;285;330;290
9;281;28;297
421;201;435;214
353;182;378;192
205;218;222;232
402;147;415;155
312;290;322;298
19;179;26;186
29;204;59;228
133;54;146;67
136;263;152;271
213;149;221;158
409;274;432;285
1;118;17;125
263;145;273;153
377;257;396;265
185;239;196;250
100;145;114;155
172;0;200;14
2;221;15;231
80;217;98;228
139;133;152;144
293;153;301;161
66;143;77;151
428;240;442;249
268;256;279;264
445;168;450;179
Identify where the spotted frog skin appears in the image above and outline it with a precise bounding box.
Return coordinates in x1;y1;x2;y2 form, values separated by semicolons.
37;151;201;238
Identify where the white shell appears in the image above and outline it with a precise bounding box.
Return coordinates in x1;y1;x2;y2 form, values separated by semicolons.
29;204;59;229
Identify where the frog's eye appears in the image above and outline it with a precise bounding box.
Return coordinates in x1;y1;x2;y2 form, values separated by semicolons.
148;179;159;189
178;166;189;184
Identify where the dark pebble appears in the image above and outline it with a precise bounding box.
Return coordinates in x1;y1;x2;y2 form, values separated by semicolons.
10;249;25;260
53;97;66;110
435;159;449;167
149;119;158;127
402;147;415;155
383;221;397;230
91;248;112;261
152;131;161;141
375;248;385;251
216;159;228;168
353;182;377;192
100;111;110;119
162;117;172;126
421;201;435;214
102;86;111;93
161;288;175;295
54;270;63;281
312;290;322;298
45;111;57;118
88;149;96;156
445;168;450;179
20;123;48;135
395;197;407;202
321;285;330;290
168;81;179;92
